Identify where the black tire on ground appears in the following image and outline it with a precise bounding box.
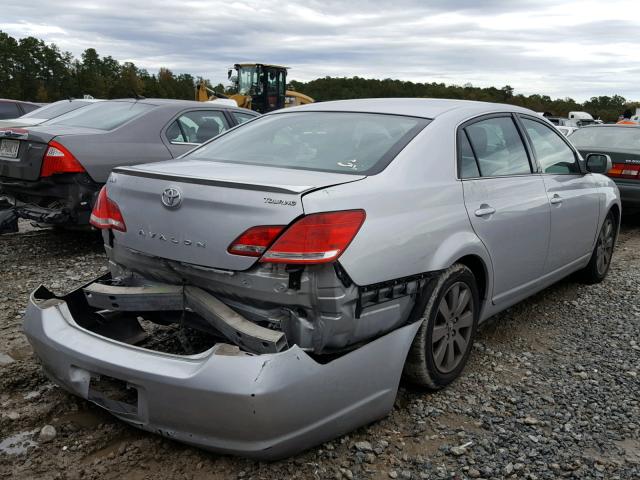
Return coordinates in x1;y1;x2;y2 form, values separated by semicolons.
404;263;480;390
580;210;617;285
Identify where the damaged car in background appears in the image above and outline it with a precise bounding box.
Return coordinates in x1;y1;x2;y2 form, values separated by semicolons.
0;98;257;233
23;99;620;459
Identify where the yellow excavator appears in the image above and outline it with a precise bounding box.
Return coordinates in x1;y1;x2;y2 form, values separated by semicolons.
195;63;314;113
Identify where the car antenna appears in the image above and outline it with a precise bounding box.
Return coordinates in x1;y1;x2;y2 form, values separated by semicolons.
132;92;146;101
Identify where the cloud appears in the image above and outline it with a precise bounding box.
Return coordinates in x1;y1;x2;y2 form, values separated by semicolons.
2;0;639;100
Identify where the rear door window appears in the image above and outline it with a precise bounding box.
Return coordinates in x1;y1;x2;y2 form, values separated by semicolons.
465;116;531;176
458;130;480;178
166;110;229;144
520;118;580;174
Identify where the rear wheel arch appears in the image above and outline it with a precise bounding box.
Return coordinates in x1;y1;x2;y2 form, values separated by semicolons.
599;202;620;248
609;203;620;231
404;262;480;389
454;254;488;307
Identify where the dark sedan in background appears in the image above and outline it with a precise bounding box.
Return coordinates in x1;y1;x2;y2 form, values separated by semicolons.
570;125;640;214
0;99;41;119
0;98;258;233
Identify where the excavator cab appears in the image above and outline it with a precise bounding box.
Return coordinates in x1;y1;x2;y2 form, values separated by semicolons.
196;63;313;112
233;64;287;113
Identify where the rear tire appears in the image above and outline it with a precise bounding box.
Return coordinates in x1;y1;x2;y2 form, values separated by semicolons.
404;264;479;390
581;210;616;284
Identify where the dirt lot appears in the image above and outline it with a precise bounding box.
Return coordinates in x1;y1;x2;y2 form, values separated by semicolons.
1;219;639;480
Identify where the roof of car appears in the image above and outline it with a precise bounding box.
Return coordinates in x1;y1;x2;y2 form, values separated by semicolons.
110;98;252;112
68;98;104;103
275;98;534;119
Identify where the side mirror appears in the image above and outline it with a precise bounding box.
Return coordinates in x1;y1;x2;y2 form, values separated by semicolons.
585;153;612;174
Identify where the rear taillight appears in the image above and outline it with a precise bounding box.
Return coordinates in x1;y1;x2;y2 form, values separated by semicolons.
608;162;640;179
227;225;285;256
40;141;85;177
89;186;126;232
259;210;365;264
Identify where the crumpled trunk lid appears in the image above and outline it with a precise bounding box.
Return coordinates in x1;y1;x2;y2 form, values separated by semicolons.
108;160;364;271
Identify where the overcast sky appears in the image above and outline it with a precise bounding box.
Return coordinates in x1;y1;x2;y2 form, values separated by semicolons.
2;0;640;101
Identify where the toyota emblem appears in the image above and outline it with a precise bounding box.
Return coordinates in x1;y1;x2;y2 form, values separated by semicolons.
161;187;182;209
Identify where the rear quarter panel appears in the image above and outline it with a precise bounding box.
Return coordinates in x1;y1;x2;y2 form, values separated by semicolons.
301;114;492;289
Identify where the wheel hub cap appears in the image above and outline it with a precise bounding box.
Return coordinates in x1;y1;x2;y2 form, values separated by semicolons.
432;282;474;374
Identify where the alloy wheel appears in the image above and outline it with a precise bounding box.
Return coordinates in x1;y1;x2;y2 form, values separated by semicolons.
432;281;474;373
596;216;614;276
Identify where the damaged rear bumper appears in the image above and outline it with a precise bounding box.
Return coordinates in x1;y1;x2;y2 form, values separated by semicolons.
22;280;421;460
0;202;72;234
0;172;99;231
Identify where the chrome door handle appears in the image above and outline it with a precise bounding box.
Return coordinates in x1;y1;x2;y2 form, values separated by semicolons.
474;206;496;217
550;194;563;205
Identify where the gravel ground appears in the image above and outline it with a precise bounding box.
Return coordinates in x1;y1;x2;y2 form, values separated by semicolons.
1;219;639;480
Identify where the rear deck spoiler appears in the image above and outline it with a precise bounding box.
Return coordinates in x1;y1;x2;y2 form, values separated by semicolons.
112;167;312;195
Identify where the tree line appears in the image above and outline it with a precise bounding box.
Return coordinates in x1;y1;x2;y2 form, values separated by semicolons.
290;78;638;123
1;30;636;122
0;31;208;101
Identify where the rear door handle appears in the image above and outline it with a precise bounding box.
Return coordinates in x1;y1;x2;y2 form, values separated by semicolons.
550;194;563;205
474;206;496;217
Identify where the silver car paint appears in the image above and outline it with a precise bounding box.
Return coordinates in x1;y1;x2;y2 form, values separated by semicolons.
540;174;601;272
109;162;364;271
462;175;550;304
301;102;619;314
23;98;621;458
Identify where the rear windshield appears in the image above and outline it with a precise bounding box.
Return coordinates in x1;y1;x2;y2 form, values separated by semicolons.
188;112;429;175
46;101;154;130
570;127;640;150
21;100;93;120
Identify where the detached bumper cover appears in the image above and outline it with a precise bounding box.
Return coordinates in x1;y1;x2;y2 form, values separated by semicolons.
22;284;421;460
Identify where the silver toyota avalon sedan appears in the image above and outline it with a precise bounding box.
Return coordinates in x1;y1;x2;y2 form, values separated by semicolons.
23;98;620;459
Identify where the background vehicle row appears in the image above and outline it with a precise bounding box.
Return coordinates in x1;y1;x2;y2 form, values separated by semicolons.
0;99;258;232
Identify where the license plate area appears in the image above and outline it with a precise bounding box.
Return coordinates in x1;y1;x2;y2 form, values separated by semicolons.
88;374;138;416
0;139;20;159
